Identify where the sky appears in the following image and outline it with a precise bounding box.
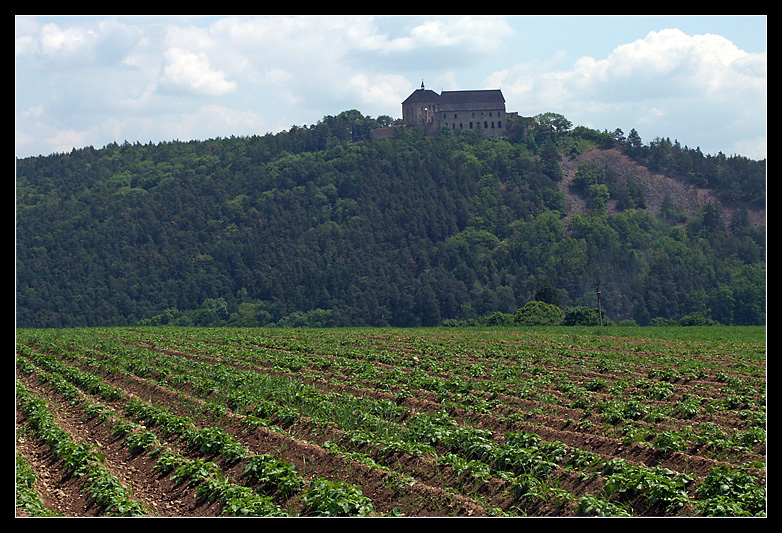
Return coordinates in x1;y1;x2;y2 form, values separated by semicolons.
15;15;767;160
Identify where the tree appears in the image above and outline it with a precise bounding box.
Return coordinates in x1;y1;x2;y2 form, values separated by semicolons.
14;109;765;328
729;263;766;325
534;284;560;307
708;284;734;325
627;129;642;148
534;112;573;134
573;161;604;190
376;115;395;128
539;139;563;180
586;183;610;212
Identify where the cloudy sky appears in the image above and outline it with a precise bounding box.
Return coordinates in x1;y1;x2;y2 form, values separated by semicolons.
15;15;767;160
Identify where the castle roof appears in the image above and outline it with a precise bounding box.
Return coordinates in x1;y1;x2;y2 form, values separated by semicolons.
439;89;505;111
402;87;505;110
402;88;440;104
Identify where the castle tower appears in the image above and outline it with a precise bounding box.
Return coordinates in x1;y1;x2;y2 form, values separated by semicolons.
402;81;440;126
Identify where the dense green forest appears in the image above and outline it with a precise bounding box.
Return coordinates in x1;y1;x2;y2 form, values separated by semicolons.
15;111;766;328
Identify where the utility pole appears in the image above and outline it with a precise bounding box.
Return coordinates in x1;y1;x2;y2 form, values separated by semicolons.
594;281;603;327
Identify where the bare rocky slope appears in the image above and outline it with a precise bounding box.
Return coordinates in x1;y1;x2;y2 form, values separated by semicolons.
558;148;766;228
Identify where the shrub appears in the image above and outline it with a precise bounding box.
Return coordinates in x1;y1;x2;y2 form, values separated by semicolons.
563;306;602;326
514;301;564;326
482;311;514;326
679;312;719;326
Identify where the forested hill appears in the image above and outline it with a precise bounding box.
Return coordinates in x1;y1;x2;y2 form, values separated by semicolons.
15;111;766;328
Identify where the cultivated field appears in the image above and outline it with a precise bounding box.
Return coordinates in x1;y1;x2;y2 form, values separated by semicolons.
16;326;766;517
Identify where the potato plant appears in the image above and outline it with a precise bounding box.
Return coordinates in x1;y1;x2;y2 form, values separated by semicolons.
16;325;765;517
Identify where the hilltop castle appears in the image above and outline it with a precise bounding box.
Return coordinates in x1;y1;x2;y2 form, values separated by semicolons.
371;81;516;140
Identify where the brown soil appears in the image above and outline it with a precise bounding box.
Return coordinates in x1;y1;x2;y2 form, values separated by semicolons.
15;329;766;517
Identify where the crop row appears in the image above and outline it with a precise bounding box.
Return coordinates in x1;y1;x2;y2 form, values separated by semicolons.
16;380;148;516
109;327;765;465
16;326;765;516
16;347;381;516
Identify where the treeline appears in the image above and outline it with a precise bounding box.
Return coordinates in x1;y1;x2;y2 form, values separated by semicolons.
15;111;766;328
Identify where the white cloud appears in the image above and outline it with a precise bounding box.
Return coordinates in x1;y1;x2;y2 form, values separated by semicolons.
496;28;766;157
413;16;512;51
46;128;90;155
160;47;236;97
346;73;411;112
15;16;766;159
583;29;760;99
151;104;265;141
17;18;142;71
360;15;512;55
38;22;95;58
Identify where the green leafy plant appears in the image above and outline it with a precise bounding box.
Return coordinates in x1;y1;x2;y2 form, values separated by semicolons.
221;490;287;517
16;452;59;517
242;454;304;498
184;427;247;462
301;478;375;516
695;466;766;516
85;467;147;516
601;459;693;513
577;495;630;517
652;430;688;453
171;459;221;486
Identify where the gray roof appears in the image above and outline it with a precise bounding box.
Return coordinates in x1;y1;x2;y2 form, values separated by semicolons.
402;88;505;110
402;89;440;104
439;90;505;111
